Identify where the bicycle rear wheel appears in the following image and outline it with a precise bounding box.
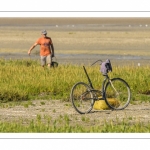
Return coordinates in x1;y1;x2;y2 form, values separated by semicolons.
70;82;94;114
105;78;131;110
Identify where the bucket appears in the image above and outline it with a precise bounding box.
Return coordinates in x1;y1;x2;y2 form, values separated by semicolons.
51;57;58;68
93;98;120;110
51;61;58;68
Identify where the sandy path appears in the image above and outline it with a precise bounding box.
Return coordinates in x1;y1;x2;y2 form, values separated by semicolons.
0;100;150;127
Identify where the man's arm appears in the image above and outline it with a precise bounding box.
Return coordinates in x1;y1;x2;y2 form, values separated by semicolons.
28;43;38;55
51;43;54;57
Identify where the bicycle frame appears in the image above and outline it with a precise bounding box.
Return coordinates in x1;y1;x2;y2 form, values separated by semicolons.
71;61;131;114
83;65;110;100
83;66;94;89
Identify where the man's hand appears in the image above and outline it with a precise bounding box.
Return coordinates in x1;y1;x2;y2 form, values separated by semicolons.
28;43;37;56
51;53;54;57
28;50;31;56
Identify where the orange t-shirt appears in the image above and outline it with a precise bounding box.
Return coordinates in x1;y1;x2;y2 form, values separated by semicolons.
36;37;53;56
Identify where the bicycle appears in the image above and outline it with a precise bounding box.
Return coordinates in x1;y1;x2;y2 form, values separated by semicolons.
70;59;131;114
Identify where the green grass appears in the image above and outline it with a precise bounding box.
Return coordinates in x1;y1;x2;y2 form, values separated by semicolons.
0;115;150;133
0;59;150;103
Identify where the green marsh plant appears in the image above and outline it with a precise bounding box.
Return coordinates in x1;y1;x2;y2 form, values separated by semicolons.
0;59;150;103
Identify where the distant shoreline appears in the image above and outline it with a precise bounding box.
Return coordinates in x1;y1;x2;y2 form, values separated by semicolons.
1;17;150;25
0;53;149;67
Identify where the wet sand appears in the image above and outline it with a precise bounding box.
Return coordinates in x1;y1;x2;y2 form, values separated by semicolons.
0;17;150;66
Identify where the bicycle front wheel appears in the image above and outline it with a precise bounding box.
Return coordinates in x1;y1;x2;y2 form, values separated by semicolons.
105;78;131;110
70;82;94;114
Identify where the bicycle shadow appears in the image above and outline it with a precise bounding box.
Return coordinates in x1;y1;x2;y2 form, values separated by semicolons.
90;107;150;114
89;109;113;114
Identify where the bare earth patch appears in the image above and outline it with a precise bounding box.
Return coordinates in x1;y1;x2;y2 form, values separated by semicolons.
0;100;150;127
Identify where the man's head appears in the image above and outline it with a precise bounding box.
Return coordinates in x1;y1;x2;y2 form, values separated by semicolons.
41;29;47;35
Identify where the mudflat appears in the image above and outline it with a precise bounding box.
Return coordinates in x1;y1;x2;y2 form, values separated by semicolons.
0;17;150;66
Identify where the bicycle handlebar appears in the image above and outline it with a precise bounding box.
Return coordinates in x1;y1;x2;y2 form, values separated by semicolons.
90;59;103;66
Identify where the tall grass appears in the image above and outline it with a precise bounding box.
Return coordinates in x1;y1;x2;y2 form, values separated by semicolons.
0;59;150;102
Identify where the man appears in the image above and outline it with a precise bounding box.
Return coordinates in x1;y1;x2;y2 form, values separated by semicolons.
28;29;54;68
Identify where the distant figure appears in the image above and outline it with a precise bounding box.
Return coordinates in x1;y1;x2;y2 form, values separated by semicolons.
28;29;54;68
